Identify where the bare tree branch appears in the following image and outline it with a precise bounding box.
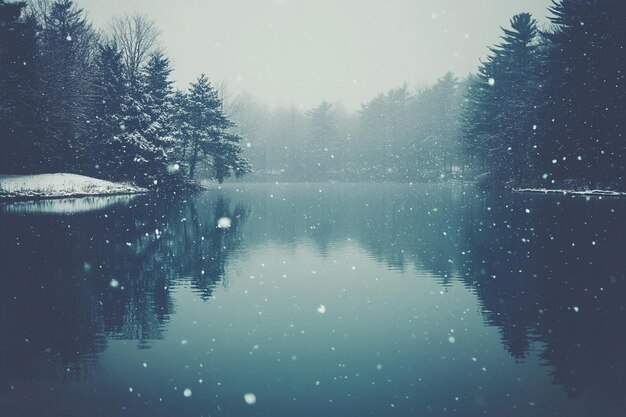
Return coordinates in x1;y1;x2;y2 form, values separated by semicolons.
110;14;160;77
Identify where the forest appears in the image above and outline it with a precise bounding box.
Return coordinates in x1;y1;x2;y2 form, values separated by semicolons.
0;0;251;189
1;0;624;191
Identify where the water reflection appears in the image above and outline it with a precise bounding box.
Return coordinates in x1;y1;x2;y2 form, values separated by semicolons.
0;194;140;215
0;184;625;416
0;194;247;385
459;192;626;408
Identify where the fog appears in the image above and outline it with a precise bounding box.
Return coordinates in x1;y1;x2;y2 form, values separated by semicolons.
79;0;551;109
2;2;626;416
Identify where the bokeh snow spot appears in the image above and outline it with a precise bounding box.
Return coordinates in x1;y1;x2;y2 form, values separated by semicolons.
217;217;232;229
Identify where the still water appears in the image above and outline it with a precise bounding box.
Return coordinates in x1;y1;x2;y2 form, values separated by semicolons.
1;183;625;417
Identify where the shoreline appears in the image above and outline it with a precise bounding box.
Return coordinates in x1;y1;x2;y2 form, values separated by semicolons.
0;173;148;201
513;188;626;197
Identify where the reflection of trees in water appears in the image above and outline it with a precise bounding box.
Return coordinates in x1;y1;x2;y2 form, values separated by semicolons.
234;183;466;283
457;192;626;411
177;195;248;300
94;194;248;342
2;184;625;409
0;195;139;215
457;192;541;359
0;215;107;385
0;194;247;384
329;186;626;408
344;185;467;285
225;184;626;409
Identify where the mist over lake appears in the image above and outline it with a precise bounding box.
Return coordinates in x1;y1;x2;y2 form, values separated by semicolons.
1;0;625;416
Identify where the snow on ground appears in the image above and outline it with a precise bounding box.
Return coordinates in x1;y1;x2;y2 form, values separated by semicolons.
0;173;147;199
514;188;626;197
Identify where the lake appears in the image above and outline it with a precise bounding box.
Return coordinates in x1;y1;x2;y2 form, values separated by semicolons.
1;183;625;417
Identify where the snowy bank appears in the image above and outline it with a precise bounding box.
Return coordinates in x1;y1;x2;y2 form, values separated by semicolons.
513;188;626;197
0;173;147;199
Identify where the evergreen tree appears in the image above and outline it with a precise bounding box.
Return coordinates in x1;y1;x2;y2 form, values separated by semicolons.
142;51;184;187
143;52;175;154
144;52;172;109
464;13;541;188
385;83;413;180
357;94;389;180
426;73;462;178
105;50;180;188
91;41;126;177
181;74;250;182
37;0;98;171
306;101;339;179
110;79;167;187
0;0;39;172
540;0;626;189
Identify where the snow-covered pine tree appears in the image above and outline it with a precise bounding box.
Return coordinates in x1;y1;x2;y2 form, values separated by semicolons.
37;0;98;171
91;41;126;178
182;74;250;182
110;65;166;187
142;51;186;187
104;49;189;188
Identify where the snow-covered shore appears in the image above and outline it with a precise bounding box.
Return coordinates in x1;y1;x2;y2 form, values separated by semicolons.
513;188;626;197
0;173;147;199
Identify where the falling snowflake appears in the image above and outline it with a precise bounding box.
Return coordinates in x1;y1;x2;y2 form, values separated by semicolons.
217;217;232;229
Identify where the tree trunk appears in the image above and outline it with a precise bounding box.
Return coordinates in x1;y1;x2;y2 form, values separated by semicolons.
189;138;199;179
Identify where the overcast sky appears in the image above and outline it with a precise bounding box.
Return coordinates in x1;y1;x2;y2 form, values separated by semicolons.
79;0;552;109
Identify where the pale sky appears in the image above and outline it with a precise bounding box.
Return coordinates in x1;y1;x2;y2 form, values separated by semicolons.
79;0;552;109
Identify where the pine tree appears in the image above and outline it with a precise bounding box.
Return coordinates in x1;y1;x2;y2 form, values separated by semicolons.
37;0;98;171
464;13;541;188
428;73;462;177
110;78;168;187
306;101;339;179
0;0;39;172
385;83;413;180
357;94;389;179
104;50;181;188
144;52;172;109
91;41;126;177
181;74;250;182
540;0;626;189
142;51;184;187
143;52;175;150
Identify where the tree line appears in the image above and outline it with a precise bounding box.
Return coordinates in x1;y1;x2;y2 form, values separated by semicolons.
2;0;623;191
232;73;466;182
0;0;250;188
464;0;625;191
236;0;624;190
